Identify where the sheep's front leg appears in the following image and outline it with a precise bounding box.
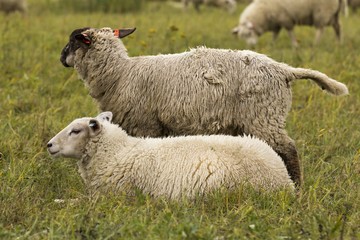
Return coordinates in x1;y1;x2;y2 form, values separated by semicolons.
118;114;167;138
193;0;201;11
128;125;166;138
314;27;324;45
182;0;190;9
272;27;281;42
286;29;298;47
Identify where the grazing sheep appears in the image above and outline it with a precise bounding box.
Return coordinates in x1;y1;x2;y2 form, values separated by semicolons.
346;0;360;12
47;112;294;200
60;27;349;186
182;0;237;13
0;0;26;14
232;0;342;46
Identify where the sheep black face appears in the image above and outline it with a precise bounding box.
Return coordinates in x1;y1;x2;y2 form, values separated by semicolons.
60;27;90;67
60;27;136;67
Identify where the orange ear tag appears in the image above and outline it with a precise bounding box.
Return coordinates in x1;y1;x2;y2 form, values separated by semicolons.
113;29;120;38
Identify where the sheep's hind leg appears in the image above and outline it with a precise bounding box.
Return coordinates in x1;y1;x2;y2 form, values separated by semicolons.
272;135;302;187
332;19;341;43
250;128;302;186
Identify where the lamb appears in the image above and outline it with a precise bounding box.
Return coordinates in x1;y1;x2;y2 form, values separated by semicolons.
182;0;237;13
0;0;26;14
60;27;349;186
47;112;294;200
232;0;342;46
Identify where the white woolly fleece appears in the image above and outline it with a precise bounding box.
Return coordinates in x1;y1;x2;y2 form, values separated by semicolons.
234;0;341;45
74;119;294;200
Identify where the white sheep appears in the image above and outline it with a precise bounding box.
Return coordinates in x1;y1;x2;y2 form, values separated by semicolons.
0;0;26;14
346;0;360;14
47;112;294;200
232;0;342;46
60;27;349;186
182;0;237;13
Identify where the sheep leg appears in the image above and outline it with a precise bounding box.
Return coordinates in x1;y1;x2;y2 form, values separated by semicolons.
332;19;341;42
314;27;324;45
286;29;298;47
182;0;189;8
272;28;281;42
272;135;302;186
249;125;302;185
128;124;167;137
344;0;349;17
193;1;201;12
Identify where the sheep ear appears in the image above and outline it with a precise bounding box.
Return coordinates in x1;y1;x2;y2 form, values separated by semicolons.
75;33;91;45
96;112;113;122
113;28;136;39
89;119;101;136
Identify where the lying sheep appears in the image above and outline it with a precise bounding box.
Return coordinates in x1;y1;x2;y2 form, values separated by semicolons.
47;112;294;200
182;0;237;13
0;0;26;14
232;0;342;46
60;27;349;186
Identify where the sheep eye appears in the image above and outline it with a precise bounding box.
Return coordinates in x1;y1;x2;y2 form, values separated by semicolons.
70;129;81;135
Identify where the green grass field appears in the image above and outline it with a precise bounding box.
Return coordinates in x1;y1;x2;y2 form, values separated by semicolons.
0;1;359;239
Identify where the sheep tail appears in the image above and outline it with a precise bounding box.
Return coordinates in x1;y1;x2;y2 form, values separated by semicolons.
291;67;349;96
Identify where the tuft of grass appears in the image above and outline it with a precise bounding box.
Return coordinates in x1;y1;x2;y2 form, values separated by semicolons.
0;1;359;239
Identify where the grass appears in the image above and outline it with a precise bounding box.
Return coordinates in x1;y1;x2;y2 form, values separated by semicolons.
0;1;359;239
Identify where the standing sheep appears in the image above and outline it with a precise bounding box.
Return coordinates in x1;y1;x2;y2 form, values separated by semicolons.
47;112;294;200
347;0;360;12
182;0;237;13
232;0;342;46
60;27;349;186
0;0;26;14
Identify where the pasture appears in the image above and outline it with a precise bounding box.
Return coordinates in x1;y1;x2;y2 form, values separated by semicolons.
0;0;359;239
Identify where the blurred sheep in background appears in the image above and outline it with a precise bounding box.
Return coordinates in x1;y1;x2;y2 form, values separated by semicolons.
0;0;26;14
182;0;237;13
344;0;360;16
232;0;342;46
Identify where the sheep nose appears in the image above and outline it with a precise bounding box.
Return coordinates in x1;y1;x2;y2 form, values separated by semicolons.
47;142;53;148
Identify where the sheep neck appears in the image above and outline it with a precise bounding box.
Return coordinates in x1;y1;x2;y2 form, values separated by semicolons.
78;125;140;192
76;39;129;100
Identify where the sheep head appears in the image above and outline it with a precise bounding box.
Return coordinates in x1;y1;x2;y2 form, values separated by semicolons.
232;21;259;46
222;0;237;13
47;112;113;159
60;27;136;67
